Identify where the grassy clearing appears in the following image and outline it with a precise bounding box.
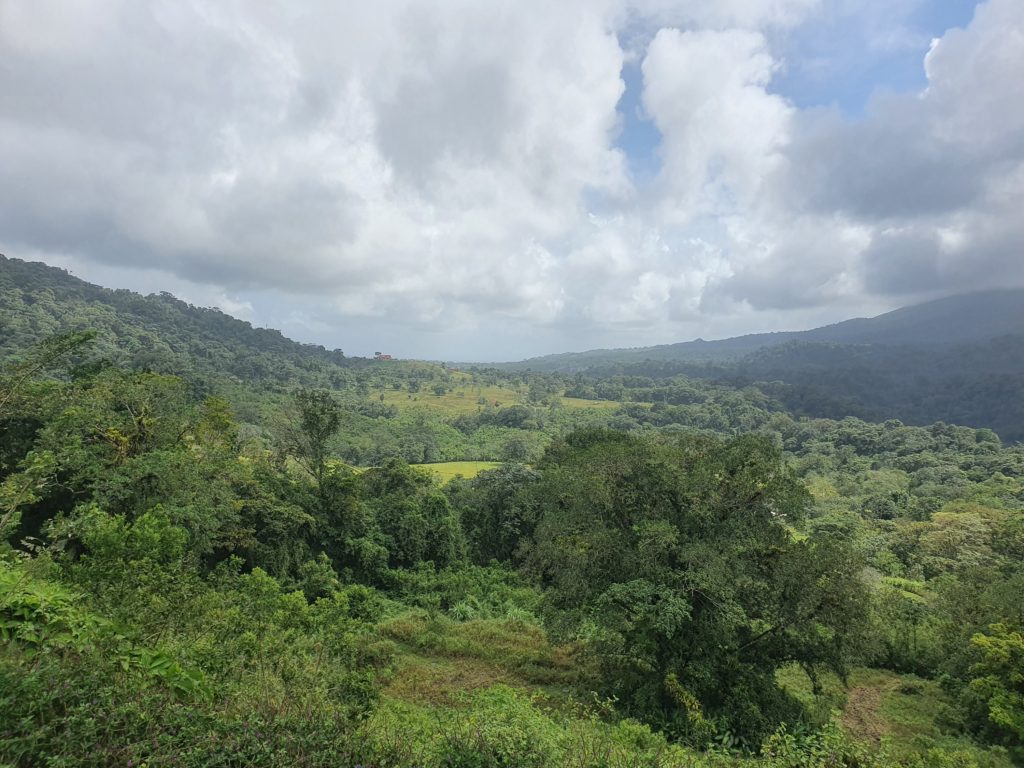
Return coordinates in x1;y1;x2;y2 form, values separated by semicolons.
379;384;522;416
371;622;1005;768
379;611;582;696
383;650;518;707
558;396;623;410
416;461;503;482
777;665;1013;766
362;687;707;768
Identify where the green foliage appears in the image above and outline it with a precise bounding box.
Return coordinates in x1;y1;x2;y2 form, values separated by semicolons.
0;558;104;654
361;460;467;570
448;462;541;564
289;388;342;486
0;552;385;767
968;624;1024;746
385;563;541;621
436;685;563;767
2;267;1023;766
525;430;868;746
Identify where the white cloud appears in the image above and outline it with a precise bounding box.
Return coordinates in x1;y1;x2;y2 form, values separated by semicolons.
649;0;1024;315
641;28;791;223
628;0;821;30
1;0;1021;359
0;0;629;323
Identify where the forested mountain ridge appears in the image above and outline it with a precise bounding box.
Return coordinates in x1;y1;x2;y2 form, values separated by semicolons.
493;290;1024;442
0;254;356;388
4;254;1023;443
505;289;1024;371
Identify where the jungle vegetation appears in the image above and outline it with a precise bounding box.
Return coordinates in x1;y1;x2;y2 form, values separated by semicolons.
1;256;1023;767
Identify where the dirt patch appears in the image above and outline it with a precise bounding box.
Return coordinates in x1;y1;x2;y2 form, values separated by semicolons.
841;679;898;743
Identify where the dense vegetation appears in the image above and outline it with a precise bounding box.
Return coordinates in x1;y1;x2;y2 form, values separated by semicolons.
528;340;1024;443
2;256;1023;766
501;290;1024;443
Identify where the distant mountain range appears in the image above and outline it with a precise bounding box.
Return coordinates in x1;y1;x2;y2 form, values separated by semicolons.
3;254;1024;441
504;290;1024;372
491;289;1024;442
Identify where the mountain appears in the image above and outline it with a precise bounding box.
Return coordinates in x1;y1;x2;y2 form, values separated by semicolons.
504;289;1024;372
0;254;361;389
490;289;1024;442
5;254;1024;441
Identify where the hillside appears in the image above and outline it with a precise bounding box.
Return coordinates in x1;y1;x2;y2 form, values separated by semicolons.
506;289;1024;371
0;254;358;388
5;254;1024;442
491;291;1024;442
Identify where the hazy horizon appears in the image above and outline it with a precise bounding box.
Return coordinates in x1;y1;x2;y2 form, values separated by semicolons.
12;252;1021;364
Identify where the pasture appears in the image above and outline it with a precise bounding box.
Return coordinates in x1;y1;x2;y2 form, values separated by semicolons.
415;461;503;482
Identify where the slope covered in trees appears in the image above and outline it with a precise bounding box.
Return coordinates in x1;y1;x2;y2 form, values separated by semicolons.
507;290;1024;370
0;254;353;388
496;291;1024;442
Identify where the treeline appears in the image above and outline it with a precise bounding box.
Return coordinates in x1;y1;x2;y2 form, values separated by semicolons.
511;346;1024;443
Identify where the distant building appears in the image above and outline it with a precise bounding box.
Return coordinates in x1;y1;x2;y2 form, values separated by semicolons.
374;352;393;361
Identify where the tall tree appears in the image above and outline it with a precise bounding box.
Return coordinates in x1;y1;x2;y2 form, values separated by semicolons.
284;389;342;491
526;429;868;745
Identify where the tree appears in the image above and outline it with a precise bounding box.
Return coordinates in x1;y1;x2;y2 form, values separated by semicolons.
526;429;868;745
450;463;540;564
500;434;531;462
0;330;95;417
360;459;465;569
285;389;342;491
967;623;1024;746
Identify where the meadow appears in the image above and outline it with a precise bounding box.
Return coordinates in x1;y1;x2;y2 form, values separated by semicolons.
416;460;504;482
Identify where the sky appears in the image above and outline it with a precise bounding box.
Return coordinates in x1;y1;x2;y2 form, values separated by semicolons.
1;0;1021;361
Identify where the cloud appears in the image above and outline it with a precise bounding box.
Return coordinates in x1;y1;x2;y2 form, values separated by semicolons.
778;0;1024;223
628;0;821;31
641;27;791;222
701;0;1024;312
0;0;629;323
0;0;1021;359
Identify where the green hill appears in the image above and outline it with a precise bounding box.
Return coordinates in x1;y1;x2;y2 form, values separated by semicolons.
0;254;358;388
503;289;1024;371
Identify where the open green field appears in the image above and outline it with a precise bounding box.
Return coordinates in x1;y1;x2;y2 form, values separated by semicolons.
379;384;521;415
379;387;634;417
416;461;503;482
558;396;622;410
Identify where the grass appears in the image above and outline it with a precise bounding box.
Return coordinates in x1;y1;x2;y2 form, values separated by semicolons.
383;650;519;707
777;665;1013;766
558;396;623;410
367;619;1014;767
378;611;583;706
363;682;704;768
376;386;633;417
416;461;503;482
379;384;522;416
